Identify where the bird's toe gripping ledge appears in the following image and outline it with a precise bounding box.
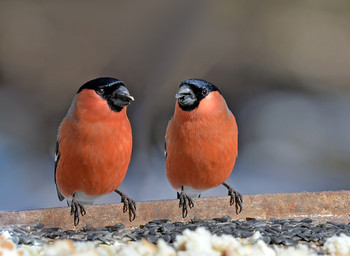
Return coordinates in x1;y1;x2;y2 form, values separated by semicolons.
0;190;349;230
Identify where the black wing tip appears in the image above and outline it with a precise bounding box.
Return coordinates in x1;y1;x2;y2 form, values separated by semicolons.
54;140;65;201
57;187;65;201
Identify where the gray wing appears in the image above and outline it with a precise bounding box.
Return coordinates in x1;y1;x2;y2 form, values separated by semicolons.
54;140;65;201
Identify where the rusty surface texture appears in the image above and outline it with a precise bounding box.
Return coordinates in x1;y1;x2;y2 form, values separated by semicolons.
0;190;349;230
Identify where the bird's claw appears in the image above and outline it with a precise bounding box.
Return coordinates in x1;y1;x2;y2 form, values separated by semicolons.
178;190;194;218
70;198;86;226
222;183;243;214
115;190;136;222
228;188;243;214
120;196;128;213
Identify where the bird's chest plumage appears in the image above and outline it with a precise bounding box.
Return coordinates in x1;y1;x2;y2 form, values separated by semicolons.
166;109;238;190
57;115;132;197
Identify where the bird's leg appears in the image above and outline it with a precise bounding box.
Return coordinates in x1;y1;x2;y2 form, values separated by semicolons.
177;186;194;218
222;182;243;214
114;190;136;221
70;193;86;226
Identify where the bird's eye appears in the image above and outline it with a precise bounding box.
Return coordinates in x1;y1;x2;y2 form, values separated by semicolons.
96;88;105;95
202;89;209;96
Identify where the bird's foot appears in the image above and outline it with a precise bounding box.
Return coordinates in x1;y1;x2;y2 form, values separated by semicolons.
70;196;86;226
222;183;243;214
115;190;136;221
177;186;194;218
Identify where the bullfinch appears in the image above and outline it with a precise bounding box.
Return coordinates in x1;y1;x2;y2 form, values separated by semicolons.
55;77;136;225
165;79;243;217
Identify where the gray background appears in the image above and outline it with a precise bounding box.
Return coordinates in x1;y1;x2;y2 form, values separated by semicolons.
0;1;349;211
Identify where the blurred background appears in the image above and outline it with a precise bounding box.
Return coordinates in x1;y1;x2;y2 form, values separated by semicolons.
1;1;350;211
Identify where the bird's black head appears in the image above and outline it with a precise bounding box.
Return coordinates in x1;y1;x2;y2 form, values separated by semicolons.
176;79;220;111
77;77;134;112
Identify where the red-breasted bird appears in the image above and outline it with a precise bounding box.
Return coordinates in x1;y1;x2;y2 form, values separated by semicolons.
165;79;242;217
55;77;136;225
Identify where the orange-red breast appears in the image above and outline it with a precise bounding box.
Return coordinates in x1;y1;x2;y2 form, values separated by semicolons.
55;77;136;225
165;79;242;217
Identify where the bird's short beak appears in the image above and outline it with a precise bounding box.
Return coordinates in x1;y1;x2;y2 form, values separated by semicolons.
176;85;196;106
175;85;193;100
112;86;134;107
116;86;134;102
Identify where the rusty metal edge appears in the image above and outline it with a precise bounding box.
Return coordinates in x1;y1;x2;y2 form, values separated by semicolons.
0;190;349;230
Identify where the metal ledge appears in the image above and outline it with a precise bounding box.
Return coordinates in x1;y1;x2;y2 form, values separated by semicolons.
0;190;349;230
